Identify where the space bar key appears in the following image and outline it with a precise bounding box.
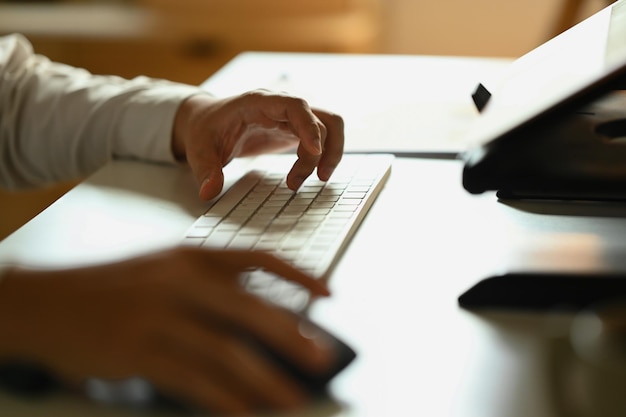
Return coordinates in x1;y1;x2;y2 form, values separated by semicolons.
204;171;263;218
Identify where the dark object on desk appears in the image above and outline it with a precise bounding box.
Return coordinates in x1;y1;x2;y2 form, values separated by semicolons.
260;316;357;393
471;83;492;113
462;0;626;201
0;361;58;397
459;272;626;311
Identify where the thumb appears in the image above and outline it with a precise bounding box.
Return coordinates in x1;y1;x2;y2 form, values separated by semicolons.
187;141;227;201
198;166;225;201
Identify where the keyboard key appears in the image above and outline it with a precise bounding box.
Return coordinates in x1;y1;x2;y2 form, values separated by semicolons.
183;154;394;311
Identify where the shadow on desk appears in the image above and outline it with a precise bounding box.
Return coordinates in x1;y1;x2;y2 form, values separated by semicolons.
498;198;626;218
0;383;346;417
0;181;77;241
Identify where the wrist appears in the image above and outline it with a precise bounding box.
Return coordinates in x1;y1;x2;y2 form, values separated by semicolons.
172;93;217;162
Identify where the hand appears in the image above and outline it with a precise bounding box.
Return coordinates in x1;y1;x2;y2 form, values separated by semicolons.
0;247;333;415
172;90;344;200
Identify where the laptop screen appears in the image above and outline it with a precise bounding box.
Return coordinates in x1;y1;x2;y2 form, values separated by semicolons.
463;0;626;150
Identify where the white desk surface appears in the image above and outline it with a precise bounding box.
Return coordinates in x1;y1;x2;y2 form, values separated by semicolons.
201;52;513;155
2;53;626;417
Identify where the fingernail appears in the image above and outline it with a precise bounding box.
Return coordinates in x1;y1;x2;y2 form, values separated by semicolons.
199;177;214;200
304;330;336;367
289;176;306;191
200;177;210;192
314;281;331;297
317;166;334;181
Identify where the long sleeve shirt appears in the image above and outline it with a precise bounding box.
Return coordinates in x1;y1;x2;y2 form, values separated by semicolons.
0;33;204;190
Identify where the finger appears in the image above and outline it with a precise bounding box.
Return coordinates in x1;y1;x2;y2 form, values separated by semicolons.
213;250;330;297
198;166;225;201
180;247;329;296
251;92;323;156
161;317;309;410
286;140;322;190
284;106;323;157
285;109;345;189
139;349;250;415
171;288;333;376
168;256;334;372
313;110;344;181
186;147;225;201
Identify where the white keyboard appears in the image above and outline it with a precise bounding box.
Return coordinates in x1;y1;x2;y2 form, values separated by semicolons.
182;153;393;310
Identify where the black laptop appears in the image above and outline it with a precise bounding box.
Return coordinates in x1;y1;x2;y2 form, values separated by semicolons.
461;0;626;201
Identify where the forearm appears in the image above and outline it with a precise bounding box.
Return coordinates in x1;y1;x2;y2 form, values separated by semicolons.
0;34;204;190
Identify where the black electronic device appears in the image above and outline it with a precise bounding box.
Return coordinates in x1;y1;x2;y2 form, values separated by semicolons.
462;0;626;201
459;272;626;311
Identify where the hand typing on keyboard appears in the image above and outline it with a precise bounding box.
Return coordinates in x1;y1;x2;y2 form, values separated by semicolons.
172;90;345;201
183;154;394;311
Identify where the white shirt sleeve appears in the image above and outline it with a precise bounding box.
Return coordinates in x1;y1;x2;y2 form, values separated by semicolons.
0;33;206;190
